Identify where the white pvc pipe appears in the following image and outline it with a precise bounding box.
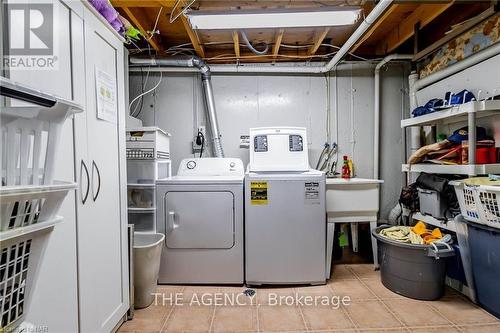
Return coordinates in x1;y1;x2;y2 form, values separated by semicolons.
408;42;500;155
412;42;500;96
374;54;413;179
324;0;394;72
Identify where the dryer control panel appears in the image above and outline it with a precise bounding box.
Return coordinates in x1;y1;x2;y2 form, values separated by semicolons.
177;158;244;176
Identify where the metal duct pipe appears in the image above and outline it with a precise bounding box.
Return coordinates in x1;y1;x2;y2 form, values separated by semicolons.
129;1;394;75
129;56;224;157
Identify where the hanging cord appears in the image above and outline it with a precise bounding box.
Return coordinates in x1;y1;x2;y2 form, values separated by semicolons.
196;130;205;158
145;7;163;43
170;0;196;23
129;71;163;114
240;30;269;55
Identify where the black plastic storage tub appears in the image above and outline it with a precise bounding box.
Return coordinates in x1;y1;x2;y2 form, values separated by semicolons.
464;219;500;318
372;226;455;300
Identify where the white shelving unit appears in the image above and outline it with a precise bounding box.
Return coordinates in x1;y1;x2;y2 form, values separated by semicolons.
126;127;171;233
401;100;500;176
402;163;500;175
402;100;500;231
411;212;456;233
401;100;500;128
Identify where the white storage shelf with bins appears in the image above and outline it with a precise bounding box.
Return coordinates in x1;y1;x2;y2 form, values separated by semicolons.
401;99;500;232
126;128;171;234
0;77;82;331
401;100;500;175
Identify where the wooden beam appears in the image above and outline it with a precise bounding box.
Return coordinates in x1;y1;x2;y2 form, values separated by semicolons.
180;14;205;58
112;1;175;7
377;1;454;54
350;4;399;53
232;31;240;59
272;29;285;59
122;7;163;52
308;28;329;55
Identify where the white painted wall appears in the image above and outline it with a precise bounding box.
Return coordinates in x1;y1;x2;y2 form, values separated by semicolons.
129;63;410;219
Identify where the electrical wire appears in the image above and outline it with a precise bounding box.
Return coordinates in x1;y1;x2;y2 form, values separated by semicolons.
147;7;163;42
240;30;269;55
129;71;163;114
131;66;151;117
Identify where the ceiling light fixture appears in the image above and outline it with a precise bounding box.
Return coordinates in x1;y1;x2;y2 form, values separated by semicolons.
186;7;362;30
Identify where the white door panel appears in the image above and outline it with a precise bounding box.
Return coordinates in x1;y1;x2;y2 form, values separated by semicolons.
77;8;128;333
165;191;235;249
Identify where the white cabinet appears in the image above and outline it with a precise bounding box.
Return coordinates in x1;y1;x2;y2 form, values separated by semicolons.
74;6;129;333
2;2;129;331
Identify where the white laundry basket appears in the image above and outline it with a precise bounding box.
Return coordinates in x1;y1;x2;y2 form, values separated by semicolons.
1;77;82;331
453;182;500;229
474;185;500;229
0;183;75;331
1;77;82;187
0;219;61;331
453;182;482;224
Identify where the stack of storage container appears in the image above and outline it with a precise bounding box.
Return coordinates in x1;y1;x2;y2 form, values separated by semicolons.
454;179;500;318
0;77;82;331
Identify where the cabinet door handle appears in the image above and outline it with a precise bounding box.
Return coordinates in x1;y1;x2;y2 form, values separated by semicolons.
81;160;90;205
92;160;101;202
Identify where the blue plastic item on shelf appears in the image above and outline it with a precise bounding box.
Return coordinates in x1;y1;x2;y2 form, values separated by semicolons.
464;219;500;319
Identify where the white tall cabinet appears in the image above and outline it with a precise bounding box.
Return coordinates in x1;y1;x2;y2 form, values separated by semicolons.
76;5;129;332
2;1;129;332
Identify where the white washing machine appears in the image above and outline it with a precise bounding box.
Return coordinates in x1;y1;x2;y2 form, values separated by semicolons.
245;127;326;285
156;158;244;284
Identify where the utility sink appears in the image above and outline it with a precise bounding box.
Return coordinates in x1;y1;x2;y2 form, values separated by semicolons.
326;178;384;218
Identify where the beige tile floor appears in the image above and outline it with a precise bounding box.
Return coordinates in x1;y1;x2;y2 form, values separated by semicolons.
118;264;500;333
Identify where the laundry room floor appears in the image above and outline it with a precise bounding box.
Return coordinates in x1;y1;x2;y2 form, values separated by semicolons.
118;264;500;333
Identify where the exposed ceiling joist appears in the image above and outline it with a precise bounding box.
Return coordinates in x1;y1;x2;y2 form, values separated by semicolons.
272;29;285;59
122;7;163;52
308;28;330;55
232;31;240;59
112;1;175;7
376;1;454;54
180;14;205;58
350;4;399;53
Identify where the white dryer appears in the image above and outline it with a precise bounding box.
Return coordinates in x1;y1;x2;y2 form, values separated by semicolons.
156;158;244;284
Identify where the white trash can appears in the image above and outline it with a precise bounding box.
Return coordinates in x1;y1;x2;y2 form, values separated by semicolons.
133;233;165;308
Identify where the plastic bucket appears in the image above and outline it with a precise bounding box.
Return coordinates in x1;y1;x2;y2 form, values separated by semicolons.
133;233;165;309
372;226;455;300
464;219;500;318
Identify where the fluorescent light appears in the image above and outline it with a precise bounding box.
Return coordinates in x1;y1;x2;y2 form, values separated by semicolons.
187;7;361;30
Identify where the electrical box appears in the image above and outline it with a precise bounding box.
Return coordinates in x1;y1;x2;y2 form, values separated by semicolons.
249;127;310;172
126;126;171;160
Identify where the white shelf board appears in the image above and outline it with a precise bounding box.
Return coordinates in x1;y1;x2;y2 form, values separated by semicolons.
401;100;500;128
127;183;155;188
412;212;456;233
128;207;155;213
402;163;500;175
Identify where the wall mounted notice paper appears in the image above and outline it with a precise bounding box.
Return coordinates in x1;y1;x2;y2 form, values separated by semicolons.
95;67;117;123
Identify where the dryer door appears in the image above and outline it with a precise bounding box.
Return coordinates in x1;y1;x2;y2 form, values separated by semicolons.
164;191;235;249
